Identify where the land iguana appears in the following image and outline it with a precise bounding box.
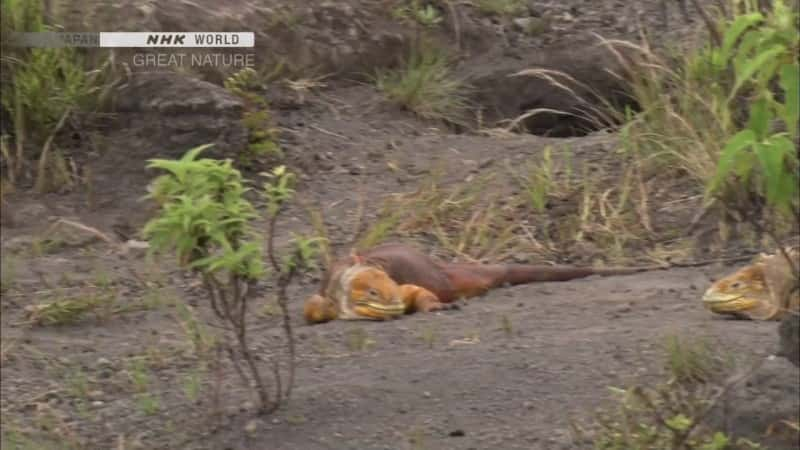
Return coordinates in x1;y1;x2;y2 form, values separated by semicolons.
303;243;665;324
701;247;800;321
701;247;799;367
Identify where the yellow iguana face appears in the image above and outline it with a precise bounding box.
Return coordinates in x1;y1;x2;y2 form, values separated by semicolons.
339;266;406;320
702;262;773;319
703;249;799;321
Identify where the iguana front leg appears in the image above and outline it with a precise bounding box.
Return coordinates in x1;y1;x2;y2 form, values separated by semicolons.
303;294;338;324
398;284;456;314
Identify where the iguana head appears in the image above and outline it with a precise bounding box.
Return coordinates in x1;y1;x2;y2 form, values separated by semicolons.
702;249;799;320
339;265;406;320
304;261;406;324
702;258;774;319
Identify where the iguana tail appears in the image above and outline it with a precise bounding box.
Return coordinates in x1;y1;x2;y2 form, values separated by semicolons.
500;264;657;284
437;262;661;301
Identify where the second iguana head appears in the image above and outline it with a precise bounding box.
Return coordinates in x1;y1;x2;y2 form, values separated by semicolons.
702;248;799;320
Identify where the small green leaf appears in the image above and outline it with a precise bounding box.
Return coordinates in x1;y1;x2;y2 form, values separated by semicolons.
710;129;756;193
757;136;800;209
747;98;772;140
779;63;799;137
665;414;692;431
181;143;215;163
700;432;730;450
729;45;786;101
720;13;763;64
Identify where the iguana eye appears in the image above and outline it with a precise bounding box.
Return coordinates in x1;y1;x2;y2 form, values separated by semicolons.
730;282;741;289
368;288;380;298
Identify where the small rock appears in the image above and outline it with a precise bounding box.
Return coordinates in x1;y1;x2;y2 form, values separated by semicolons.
423;391;432;398
91;400;104;408
96;357;112;368
244;419;259;435
88;390;104;400
120;240;150;258
407;165;429;176
512;17;534;31
511;253;529;263
478;158;494;169
339;3;355;16
526;2;543;16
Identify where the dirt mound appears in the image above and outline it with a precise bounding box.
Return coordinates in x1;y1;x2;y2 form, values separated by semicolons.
54;0;701;82
57;0;421;82
113;71;248;157
468;41;639;136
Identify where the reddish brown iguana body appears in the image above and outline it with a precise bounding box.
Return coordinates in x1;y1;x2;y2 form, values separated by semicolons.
303;243;660;324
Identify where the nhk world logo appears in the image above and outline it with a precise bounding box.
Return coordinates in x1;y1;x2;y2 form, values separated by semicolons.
10;32;254;48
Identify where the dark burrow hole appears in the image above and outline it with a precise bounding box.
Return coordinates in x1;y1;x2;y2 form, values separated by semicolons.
471;81;639;138
466;45;642;138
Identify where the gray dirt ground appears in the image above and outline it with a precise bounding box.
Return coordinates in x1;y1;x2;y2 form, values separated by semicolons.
1;1;799;449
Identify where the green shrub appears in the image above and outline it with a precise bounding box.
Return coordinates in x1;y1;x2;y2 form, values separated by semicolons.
143;145;320;414
579;336;765;450
392;1;444;28
618;0;798;249
224;68;282;166
706;1;799;225
3;47;89;137
375;43;470;125
144;145;264;276
0;0;105;190
1;0;89;140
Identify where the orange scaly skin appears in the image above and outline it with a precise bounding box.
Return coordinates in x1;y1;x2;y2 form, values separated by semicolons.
702;248;800;321
303;243;662;324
